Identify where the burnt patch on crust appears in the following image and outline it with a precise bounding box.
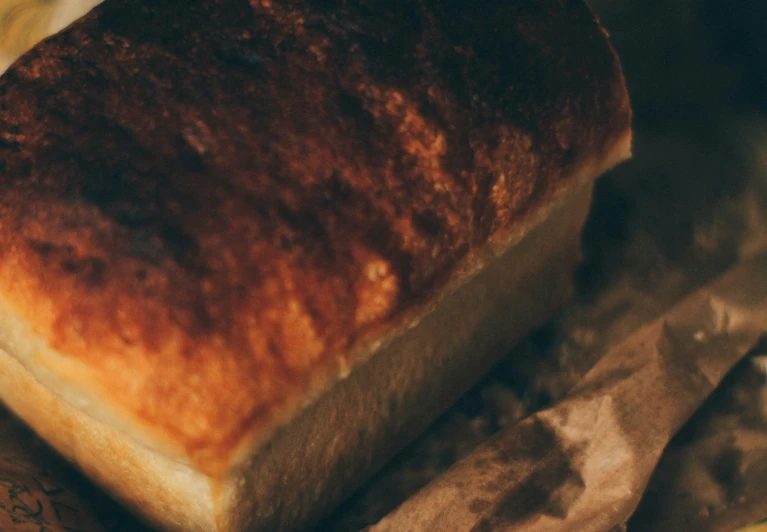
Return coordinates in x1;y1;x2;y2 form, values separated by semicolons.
27;240;108;289
60;256;109;288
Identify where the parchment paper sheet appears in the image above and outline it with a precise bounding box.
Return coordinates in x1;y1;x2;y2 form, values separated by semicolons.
371;253;767;532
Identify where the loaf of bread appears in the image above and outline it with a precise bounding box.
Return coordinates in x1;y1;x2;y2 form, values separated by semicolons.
0;0;631;530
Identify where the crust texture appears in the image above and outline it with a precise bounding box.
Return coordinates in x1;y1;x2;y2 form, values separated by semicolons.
0;0;631;474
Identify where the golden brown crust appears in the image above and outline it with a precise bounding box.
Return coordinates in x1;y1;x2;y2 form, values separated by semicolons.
0;0;630;475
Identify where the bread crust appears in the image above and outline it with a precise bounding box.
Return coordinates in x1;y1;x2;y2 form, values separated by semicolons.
0;178;596;532
0;0;630;475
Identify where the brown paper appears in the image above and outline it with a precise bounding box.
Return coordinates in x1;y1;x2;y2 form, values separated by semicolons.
371;251;767;532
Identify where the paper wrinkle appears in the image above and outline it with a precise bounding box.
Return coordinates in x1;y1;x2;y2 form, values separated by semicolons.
536;398;639;532
628;342;767;532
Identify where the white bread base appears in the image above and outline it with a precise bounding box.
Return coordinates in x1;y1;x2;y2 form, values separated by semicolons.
0;133;630;532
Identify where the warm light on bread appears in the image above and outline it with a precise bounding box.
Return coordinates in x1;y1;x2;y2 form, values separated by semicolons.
0;0;631;529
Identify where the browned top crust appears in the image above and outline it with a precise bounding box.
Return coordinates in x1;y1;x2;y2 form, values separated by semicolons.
0;0;630;475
